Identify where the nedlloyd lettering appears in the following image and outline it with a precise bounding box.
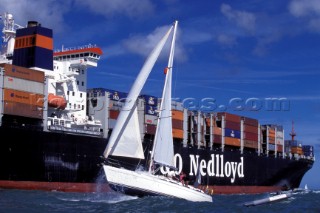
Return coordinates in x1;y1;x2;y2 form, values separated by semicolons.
189;155;244;183
160;154;244;184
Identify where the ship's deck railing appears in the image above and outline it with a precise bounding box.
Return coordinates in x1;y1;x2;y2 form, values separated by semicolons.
54;44;97;53
48;125;102;136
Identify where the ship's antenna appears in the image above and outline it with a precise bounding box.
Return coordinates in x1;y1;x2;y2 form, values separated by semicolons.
289;120;296;141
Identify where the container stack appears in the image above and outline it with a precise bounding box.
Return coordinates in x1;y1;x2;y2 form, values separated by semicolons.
302;145;314;158
275;126;284;153
172;101;184;140
242;116;259;149
218;112;241;147
284;140;303;156
0;64;44;119
142;95;158;135
107;89;127;129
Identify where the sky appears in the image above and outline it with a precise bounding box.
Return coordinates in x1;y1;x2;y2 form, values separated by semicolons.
1;0;319;189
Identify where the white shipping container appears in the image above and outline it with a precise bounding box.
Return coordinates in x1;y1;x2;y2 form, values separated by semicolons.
276;131;284;138
145;114;158;125
3;76;44;95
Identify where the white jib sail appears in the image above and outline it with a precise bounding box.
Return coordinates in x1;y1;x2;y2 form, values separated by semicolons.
152;21;178;168
103;25;174;159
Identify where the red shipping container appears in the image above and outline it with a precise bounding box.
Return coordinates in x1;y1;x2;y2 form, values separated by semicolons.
244;132;258;141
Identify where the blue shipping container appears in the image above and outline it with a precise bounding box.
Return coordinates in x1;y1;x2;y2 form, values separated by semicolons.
145;104;158;116
141;95;158;106
224;128;241;139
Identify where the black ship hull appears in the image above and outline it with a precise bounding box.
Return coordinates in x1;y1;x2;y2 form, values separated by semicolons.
0;125;313;194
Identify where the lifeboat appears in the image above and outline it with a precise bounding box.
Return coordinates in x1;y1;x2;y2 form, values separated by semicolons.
48;93;67;110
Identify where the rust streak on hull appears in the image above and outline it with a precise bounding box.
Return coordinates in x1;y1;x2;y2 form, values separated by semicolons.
0;181;112;193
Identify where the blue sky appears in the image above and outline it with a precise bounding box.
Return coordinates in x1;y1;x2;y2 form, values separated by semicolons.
2;0;319;189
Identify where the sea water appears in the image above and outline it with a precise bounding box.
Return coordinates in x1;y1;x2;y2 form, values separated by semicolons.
0;188;319;213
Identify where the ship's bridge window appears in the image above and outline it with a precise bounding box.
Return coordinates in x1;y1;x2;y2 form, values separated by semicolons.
84;53;89;56
80;54;84;58
71;54;75;59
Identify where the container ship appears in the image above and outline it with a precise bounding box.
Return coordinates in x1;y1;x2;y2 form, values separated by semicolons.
0;13;314;194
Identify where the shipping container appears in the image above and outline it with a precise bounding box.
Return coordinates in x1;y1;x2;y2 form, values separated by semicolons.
291;147;303;155
1;63;45;83
244;132;258;141
213;134;222;144
302;145;313;153
140;94;158;106
224;137;241;147
172;129;183;139
244;140;259;149
172;119;183;130
276;144;283;152
243;125;259;134
276;131;284;138
145;105;158;116
268;137;275;144
172;110;183;120
3;76;44;94
217;112;241;123
224;128;241;139
145;124;156;135
145;114;158;125
3;101;43;119
242;116;259;127
285;140;300;147
172;100;184;111
109;110;120;120
213;127;222;135
3;88;44;107
269;144;276;151
225;121;241;131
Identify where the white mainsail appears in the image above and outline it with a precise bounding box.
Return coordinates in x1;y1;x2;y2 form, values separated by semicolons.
151;21;178;169
103;24;174;159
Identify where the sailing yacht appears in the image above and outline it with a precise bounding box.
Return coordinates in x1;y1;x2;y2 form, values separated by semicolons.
102;21;213;202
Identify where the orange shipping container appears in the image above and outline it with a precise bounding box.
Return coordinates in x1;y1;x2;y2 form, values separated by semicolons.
213;127;222;135
3;88;44;107
3;101;43;119
1;63;45;83
224;137;240;147
109;110;120;119
172;129;184;139
291;147;303;155
172;110;183;120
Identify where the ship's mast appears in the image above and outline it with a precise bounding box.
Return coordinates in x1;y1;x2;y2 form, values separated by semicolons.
0;12;23;62
289;120;296;141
